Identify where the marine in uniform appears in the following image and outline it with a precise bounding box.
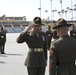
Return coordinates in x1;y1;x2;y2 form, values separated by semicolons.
0;27;6;54
16;17;48;75
70;25;76;39
46;26;53;50
49;18;76;75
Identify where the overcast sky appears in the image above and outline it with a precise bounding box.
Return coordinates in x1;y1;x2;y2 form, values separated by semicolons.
0;0;76;21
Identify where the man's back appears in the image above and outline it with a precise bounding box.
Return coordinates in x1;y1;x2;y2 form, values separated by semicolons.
50;35;76;75
49;18;76;75
54;35;76;63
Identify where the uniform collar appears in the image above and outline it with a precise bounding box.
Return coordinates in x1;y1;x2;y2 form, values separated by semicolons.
61;34;69;38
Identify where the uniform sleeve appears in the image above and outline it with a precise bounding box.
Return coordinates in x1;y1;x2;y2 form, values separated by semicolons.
49;42;57;75
16;30;28;43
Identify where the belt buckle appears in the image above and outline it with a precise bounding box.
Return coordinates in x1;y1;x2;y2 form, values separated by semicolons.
35;48;42;52
38;48;41;52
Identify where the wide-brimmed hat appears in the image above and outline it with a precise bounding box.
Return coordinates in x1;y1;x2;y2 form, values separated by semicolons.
53;18;73;29
32;17;44;25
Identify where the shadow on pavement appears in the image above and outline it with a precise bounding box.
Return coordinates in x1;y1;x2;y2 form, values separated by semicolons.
5;53;23;56
0;54;7;57
0;61;6;64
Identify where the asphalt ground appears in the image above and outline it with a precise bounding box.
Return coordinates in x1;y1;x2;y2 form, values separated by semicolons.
0;33;49;75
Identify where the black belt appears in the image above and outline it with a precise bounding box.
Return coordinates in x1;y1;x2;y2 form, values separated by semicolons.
29;48;43;52
58;62;75;66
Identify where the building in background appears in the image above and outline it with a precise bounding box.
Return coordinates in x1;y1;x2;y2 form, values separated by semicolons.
0;15;28;33
0;15;76;33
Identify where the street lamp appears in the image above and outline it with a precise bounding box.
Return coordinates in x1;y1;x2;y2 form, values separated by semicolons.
59;0;63;17
38;8;41;17
71;0;73;20
52;10;57;20
50;0;52;20
39;0;41;18
58;11;61;18
65;10;68;19
45;10;48;20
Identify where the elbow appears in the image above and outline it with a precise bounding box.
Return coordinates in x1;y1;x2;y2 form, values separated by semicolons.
16;40;23;43
16;38;23;43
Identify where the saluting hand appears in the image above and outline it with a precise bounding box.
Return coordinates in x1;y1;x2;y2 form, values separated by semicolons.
25;25;33;32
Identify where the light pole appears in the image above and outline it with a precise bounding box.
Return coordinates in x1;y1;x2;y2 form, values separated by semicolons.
38;8;41;17
52;10;57;20
58;11;61;18
74;4;76;19
71;0;73;20
45;10;48;20
59;0;63;17
50;0;52;20
65;10;68;19
39;0;41;18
